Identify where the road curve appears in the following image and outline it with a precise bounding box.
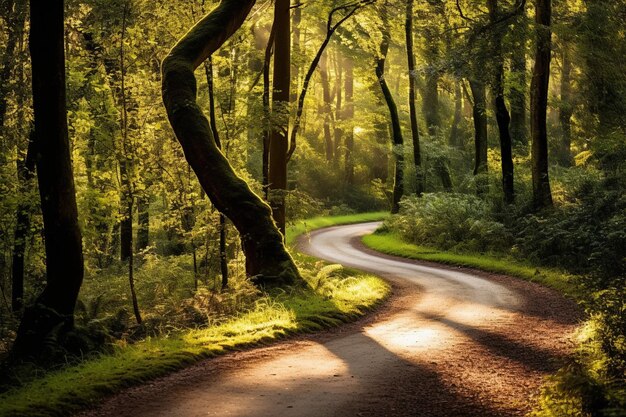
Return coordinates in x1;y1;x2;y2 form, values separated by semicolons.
81;222;580;417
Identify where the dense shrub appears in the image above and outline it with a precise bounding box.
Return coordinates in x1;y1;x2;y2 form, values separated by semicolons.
385;193;511;253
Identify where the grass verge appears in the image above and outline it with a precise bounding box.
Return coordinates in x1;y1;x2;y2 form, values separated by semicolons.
362;231;580;297
0;214;391;417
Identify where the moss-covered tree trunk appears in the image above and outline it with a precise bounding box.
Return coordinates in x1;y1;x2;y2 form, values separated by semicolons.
377;4;404;214
12;0;85;360
161;0;299;286
530;0;553;209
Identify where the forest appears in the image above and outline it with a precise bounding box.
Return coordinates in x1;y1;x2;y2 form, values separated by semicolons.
0;0;624;416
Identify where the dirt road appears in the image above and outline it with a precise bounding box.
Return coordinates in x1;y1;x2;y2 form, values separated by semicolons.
81;222;580;417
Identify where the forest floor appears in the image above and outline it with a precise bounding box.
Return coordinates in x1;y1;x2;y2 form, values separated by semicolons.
78;222;582;417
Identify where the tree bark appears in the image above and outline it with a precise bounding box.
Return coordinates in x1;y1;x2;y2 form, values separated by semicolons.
12;129;36;313
449;80;463;148
530;0;553;209
261;24;275;199
406;0;424;196
161;0;299;286
205;56;229;290
422;27;440;136
268;0;290;235
377;6;404;214
510;26;528;146
488;0;515;204
344;56;355;185
136;196;150;251
290;3;301;103
12;0;84;359
0;0;27;135
333;52;343;165
559;47;573;167
319;52;334;162
469;80;488;195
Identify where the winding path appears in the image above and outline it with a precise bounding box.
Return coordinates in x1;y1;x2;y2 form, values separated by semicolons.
81;222;580;417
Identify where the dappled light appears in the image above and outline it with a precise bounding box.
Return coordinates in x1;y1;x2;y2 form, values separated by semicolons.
1;0;624;415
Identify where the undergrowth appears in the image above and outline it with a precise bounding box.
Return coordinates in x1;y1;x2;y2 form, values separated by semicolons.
0;213;391;417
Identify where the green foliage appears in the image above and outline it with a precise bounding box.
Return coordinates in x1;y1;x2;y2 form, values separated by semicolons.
385;194;511;253
0;265;389;417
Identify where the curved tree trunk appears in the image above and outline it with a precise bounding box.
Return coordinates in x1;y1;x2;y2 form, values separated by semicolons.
530;0;553;209
406;0;424;196
12;0;84;360
377;5;404;214
161;0;299;286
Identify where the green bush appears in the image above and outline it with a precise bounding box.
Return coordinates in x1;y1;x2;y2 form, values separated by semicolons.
386;193;511;253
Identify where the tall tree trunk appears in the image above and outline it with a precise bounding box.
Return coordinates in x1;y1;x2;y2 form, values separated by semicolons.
136;196;149;251
119;2;141;324
333;53;343;165
344;56;355;185
449;80;463;148
530;0;553;209
261;24;275;199
268;0;291;235
469;80;488;195
406;0;424;196
488;0;515;204
559;47;573;167
377;5;404;214
290;3;301;103
422;27;440;136
319;52;334;162
205;56;229;290
510;31;528;146
12;0;84;359
0;0;27;135
12;130;36;313
161;0;299;286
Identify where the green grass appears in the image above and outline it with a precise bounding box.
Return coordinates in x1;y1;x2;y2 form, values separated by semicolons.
0;213;391;417
362;231;580;297
285;211;389;245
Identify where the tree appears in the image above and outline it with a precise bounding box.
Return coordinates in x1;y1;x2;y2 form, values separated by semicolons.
12;0;85;359
487;0;515;204
405;0;424;196
268;0;290;235
376;1;404;214
530;0;553;209
161;0;300;286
